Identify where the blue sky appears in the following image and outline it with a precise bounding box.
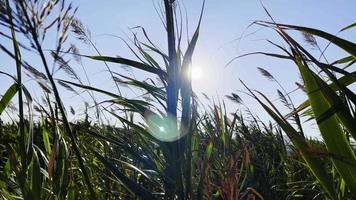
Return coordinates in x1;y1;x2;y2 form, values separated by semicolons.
1;0;355;136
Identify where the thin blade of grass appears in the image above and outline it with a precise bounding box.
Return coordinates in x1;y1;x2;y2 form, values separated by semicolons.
240;80;337;199
92;150;156;200
259;22;356;57
87;55;167;77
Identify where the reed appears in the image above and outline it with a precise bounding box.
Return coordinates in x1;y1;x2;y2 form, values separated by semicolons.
0;0;355;199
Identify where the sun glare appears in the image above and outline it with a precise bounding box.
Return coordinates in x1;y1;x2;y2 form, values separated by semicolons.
158;126;165;132
191;66;203;80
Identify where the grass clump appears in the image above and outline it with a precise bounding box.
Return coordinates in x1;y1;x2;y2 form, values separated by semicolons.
0;0;355;199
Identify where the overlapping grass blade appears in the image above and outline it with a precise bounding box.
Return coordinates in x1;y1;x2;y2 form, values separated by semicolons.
240;80;338;199
5;0;28;196
59;79;151;114
292;71;356;117
197;140;213;200
87;55;167;77
85;130;161;172
295;56;356;192
258;22;356;57
92;150;156;200
311;71;356;139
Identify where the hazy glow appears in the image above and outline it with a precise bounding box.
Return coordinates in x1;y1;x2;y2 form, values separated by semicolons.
191;66;203;80
158;126;165;132
145;113;184;142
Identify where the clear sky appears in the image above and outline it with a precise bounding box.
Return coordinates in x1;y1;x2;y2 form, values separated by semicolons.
1;0;355;137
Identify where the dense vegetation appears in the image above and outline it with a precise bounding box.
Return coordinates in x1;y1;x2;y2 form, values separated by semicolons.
0;0;355;199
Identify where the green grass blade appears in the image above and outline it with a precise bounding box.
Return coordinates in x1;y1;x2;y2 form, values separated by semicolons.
85;130;160;172
261;22;356;57
240;80;337;199
311;72;356;140
41;122;51;156
0;83;18;115
31;150;41;200
92;150;156;200
113;73;165;100
197;140;213;200
4;2;28;194
293;71;356;115
331;56;355;65
295;57;356;191
22;85;34;155
340;23;356;32
180;1;203;132
59;79;151;114
87;55;167;77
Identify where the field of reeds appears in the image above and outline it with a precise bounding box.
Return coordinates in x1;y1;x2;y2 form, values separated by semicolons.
0;0;355;199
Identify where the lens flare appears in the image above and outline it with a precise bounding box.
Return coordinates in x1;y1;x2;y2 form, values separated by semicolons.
145;113;184;142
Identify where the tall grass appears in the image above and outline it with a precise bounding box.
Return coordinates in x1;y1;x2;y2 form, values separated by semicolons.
0;0;355;199
236;17;356;199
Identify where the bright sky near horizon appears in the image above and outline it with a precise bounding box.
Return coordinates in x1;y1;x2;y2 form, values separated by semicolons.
1;0;355;137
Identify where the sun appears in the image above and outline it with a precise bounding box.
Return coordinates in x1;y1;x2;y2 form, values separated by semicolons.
190;66;203;80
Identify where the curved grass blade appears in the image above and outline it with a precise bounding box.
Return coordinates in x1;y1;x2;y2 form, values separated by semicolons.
0;83;18;115
311;72;356;140
295;57;356;192
113;73;165;101
259;22;356;57
59;79;151;114
87;55;167;77
85;130;161;173
331;56;355;65
14;1;98;197
92;150;156;200
240;80;338;199
340;23;356;32
292;71;356;116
